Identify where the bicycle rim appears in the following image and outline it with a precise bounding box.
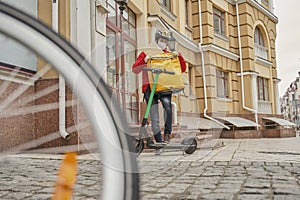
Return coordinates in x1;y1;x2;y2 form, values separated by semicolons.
0;2;139;200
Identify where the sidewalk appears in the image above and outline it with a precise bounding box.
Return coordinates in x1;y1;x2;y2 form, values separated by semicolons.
1;138;300;199
138;137;300;199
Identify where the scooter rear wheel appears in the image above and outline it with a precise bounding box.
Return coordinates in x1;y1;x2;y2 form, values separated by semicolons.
133;139;144;155
181;137;197;154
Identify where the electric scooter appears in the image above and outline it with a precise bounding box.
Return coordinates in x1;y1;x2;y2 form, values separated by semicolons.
133;67;197;155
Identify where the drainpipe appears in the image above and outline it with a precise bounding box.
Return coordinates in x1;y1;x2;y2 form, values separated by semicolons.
171;102;178;125
53;0;70;139
235;0;258;126
197;0;230;130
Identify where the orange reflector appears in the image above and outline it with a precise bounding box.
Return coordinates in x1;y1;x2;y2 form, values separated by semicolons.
52;152;77;200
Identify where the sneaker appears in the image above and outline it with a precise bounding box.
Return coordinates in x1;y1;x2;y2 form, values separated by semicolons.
155;148;163;155
164;134;171;144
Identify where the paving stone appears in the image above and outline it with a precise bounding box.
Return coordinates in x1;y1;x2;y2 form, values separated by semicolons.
240;188;271;195
273;187;300;195
244;180;271;188
187;186;212;195
200;193;234;199
143;192;175;199
265;161;279;166
140;185;157;192
213;186;241;194
237;194;270;200
240;161;252;166
274;195;300;200
228;161;241;166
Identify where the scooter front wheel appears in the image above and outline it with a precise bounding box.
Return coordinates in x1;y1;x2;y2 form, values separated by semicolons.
181;137;197;154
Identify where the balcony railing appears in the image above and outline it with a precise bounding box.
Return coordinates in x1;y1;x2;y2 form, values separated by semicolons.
258;100;272;114
255;43;268;60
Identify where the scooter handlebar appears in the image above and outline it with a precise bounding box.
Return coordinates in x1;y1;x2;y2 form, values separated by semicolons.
143;68;175;75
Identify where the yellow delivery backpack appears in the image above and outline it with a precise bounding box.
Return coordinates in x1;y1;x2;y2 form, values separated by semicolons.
147;53;185;93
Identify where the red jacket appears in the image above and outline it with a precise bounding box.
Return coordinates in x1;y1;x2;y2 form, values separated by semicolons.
132;51;187;92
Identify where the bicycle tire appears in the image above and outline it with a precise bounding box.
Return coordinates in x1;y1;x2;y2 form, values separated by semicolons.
0;2;139;200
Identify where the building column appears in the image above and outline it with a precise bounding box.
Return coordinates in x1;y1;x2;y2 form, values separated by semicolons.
273;78;281;114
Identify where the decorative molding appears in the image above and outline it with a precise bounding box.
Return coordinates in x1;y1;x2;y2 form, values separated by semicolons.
217;97;233;102
95;0;109;13
202;44;240;61
255;56;272;67
237;71;259;76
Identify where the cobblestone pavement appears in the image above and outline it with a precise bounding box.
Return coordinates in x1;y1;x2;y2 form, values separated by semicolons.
1;138;300;199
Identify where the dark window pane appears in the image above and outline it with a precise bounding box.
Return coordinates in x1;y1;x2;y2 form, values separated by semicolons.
129;10;136;26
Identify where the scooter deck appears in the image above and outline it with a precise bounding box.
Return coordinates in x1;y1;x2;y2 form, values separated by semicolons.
149;143;196;149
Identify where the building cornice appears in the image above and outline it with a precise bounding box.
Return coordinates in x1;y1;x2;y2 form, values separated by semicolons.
202;44;240;61
228;0;278;23
255;56;272;67
237;71;259;76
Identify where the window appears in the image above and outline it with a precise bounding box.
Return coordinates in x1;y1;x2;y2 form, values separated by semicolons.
216;70;229;98
162;0;171;11
0;0;38;72
254;28;264;46
213;7;225;36
106;0;117;26
122;8;137;40
254;27;268;59
257;77;269;101
185;0;189;25
106;1;138;124
188;65;195;96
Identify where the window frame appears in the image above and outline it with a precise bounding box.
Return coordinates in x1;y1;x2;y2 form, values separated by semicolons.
216;69;229;98
257;77;269;101
106;1;139;124
185;0;189;25
213;7;225;36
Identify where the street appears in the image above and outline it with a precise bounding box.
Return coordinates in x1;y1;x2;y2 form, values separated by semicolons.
1;138;300;199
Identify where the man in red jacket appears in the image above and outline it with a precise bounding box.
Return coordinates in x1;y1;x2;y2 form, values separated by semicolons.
132;30;186;154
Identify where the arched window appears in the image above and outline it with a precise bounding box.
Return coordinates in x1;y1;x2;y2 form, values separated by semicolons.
254;27;268;59
254;28;265;46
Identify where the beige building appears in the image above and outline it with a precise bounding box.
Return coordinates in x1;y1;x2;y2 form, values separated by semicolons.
119;0;294;138
281;72;300;128
0;0;295;152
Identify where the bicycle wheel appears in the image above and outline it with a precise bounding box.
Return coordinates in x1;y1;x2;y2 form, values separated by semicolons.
0;2;138;200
